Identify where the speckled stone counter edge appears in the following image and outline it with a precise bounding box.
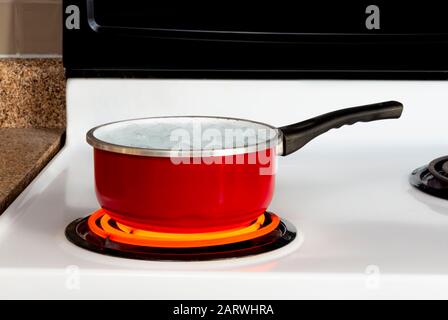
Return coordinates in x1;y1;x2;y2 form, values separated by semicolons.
0;128;65;214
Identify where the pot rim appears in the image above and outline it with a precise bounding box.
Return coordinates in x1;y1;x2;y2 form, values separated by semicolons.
86;116;282;158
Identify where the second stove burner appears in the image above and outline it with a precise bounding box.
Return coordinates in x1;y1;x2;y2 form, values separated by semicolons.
411;156;448;200
428;156;448;184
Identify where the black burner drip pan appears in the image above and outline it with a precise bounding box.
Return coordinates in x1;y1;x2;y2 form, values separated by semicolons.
411;156;448;200
65;212;297;262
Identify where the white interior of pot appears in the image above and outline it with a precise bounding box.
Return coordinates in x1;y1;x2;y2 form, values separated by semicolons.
92;117;278;150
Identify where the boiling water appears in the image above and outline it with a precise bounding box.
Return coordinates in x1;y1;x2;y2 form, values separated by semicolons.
93;117;278;151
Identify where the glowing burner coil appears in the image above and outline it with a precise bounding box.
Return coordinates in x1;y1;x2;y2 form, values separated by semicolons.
65;210;297;261
87;209;280;248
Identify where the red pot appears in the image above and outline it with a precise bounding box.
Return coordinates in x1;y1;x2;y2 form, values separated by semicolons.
87;101;403;233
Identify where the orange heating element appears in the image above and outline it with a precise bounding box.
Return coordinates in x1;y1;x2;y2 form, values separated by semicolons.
87;209;280;248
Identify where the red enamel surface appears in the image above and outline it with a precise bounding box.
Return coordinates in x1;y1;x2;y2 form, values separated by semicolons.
93;148;276;233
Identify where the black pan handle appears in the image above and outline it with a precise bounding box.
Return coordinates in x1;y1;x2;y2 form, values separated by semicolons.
278;101;404;156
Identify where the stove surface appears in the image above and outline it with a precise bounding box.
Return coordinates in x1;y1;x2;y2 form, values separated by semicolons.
1;80;447;299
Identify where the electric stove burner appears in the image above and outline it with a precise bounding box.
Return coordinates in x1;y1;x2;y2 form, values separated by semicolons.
411;156;448;200
65;210;297;261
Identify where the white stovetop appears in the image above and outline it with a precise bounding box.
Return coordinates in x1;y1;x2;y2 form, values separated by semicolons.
1;80;448;299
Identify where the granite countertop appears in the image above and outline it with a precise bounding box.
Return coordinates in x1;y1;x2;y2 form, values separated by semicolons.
0;59;65;215
0;128;65;213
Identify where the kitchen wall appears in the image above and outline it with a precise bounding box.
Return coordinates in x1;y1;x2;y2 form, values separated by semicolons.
0;0;62;55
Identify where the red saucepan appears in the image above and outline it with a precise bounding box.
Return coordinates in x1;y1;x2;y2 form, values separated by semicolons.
87;101;403;233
